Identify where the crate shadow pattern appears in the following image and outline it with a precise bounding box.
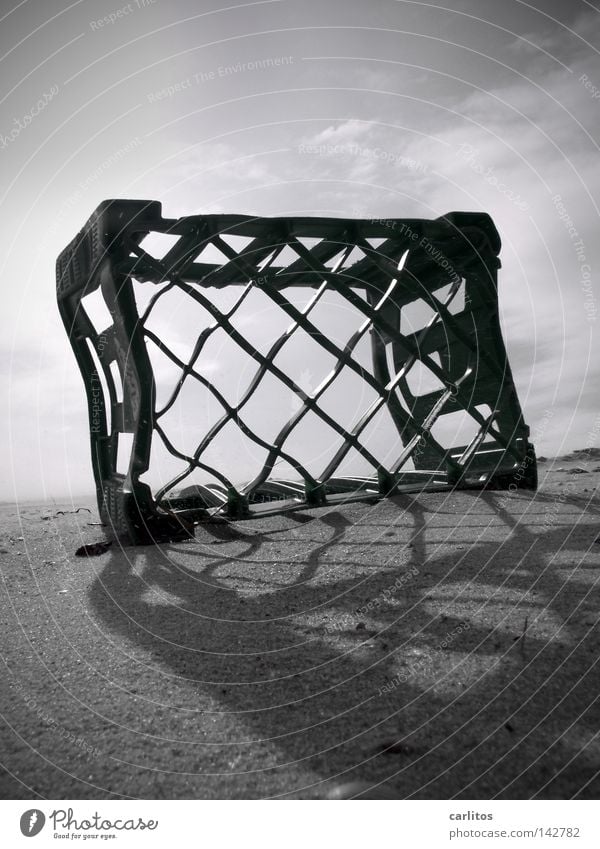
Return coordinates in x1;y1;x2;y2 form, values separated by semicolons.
57;200;536;543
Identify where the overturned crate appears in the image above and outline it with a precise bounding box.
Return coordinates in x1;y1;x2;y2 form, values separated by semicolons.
57;199;536;544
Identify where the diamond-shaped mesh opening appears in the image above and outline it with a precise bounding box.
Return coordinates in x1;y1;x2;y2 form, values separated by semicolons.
306;289;370;342
272;327;338;383
144;286;215;362
156;375;227;456
238;371;308;444
316;366;380;427
333;445;380;479
185;326;251;405
359;405;406;467
197;418;272;482
282;411;348;475
228;286;296;355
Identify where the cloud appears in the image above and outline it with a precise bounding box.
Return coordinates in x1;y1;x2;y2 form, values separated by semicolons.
4;1;600;498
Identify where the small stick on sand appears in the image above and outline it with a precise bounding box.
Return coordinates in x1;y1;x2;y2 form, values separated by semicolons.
518;616;528;659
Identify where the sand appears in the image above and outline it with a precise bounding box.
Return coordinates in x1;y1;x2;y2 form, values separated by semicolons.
0;457;599;800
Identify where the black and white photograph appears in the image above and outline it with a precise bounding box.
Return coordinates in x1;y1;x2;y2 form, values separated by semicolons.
0;0;599;842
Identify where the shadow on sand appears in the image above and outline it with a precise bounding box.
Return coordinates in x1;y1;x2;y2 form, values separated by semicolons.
89;488;600;798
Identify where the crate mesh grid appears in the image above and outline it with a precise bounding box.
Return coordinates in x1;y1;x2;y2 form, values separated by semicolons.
57;200;536;543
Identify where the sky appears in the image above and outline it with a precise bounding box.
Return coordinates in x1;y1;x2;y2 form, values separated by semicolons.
1;0;599;500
